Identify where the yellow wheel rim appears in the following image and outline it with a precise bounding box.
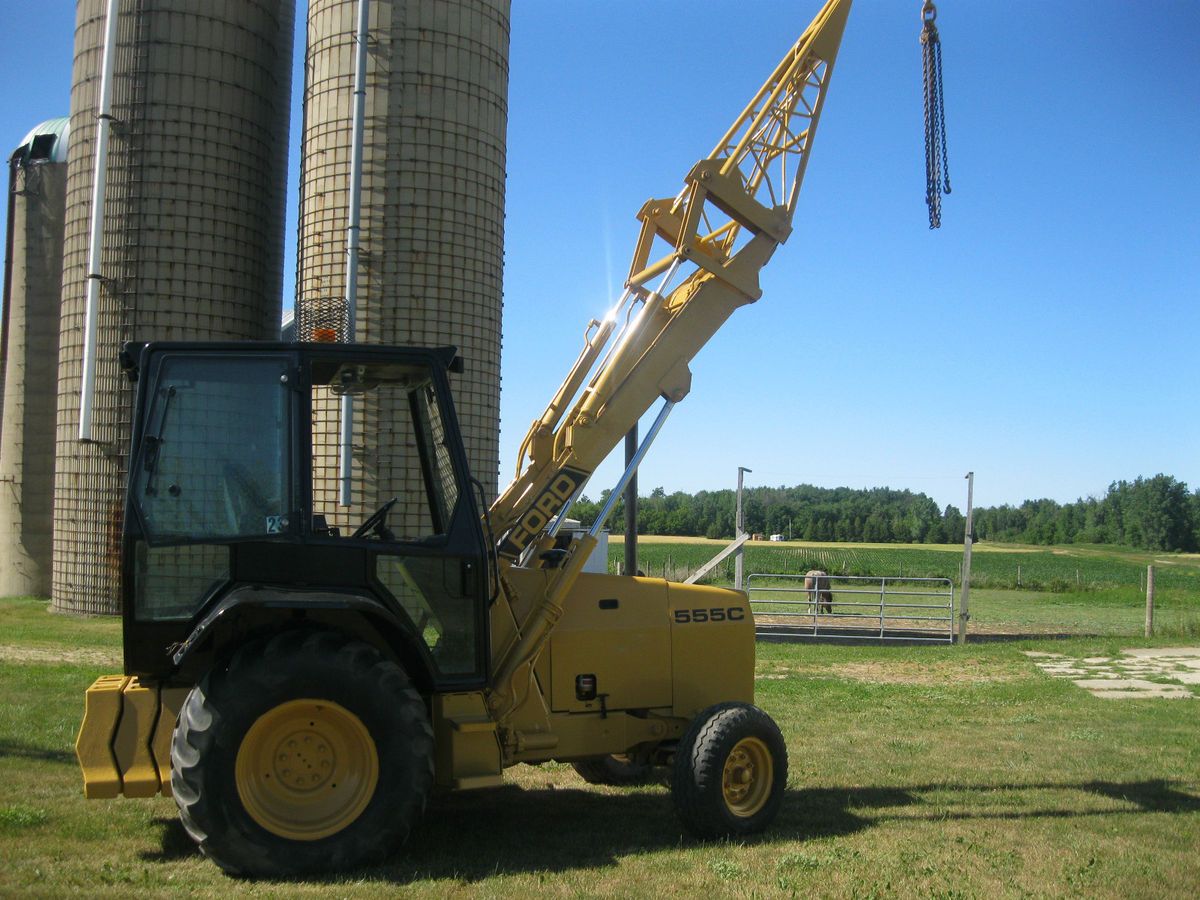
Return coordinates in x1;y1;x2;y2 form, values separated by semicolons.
235;699;379;841
721;736;773;818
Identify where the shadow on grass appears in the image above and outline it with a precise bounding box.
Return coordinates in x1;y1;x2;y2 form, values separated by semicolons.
147;778;1200;883
784;779;1200;837
0;738;75;765
141;817;199;862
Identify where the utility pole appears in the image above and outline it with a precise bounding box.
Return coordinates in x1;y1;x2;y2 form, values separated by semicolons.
958;471;974;645
624;426;638;577
735;466;752;590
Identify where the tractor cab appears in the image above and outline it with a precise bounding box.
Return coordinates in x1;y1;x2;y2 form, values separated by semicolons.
119;341;490;690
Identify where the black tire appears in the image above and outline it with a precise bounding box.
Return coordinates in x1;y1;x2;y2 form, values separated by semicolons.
571;754;657;786
171;629;434;877
671;702;788;839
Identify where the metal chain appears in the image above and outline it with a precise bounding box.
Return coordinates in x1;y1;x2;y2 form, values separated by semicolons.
921;1;951;229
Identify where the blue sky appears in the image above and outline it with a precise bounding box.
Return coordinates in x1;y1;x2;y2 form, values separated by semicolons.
3;1;1197;513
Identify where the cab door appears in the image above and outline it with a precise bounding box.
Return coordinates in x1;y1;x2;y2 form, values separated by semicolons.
304;348;490;687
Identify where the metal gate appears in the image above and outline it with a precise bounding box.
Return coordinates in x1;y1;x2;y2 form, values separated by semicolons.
747;573;955;643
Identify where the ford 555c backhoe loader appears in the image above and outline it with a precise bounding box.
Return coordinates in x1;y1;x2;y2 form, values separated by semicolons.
75;0;853;876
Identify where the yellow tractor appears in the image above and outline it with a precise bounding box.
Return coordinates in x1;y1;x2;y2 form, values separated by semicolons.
75;0;853;876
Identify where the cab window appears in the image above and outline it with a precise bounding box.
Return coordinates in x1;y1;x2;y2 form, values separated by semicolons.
132;355;293;543
308;359;460;541
129;353;294;621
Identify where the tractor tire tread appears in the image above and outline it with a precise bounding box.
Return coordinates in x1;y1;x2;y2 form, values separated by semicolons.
170;628;433;877
671;702;787;839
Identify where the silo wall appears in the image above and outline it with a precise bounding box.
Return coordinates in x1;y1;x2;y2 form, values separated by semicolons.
0;121;69;598
53;0;295;615
298;0;509;531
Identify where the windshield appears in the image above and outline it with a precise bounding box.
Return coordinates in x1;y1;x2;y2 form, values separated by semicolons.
132;354;294;543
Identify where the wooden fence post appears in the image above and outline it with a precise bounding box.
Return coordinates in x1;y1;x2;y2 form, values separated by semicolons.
1145;565;1155;638
958;472;974;646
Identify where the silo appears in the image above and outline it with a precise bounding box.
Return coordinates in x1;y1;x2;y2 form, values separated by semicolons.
53;0;295;615
298;0;509;532
0;119;69;598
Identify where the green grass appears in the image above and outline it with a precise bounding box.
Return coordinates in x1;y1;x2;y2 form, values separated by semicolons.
967;588;1200;638
1;597;1198;897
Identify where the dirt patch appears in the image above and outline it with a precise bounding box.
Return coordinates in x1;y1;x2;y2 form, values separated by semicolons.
0;644;120;668
828;660;1020;685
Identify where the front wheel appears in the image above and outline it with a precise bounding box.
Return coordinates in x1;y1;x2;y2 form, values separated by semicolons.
671;702;788;838
171;630;433;876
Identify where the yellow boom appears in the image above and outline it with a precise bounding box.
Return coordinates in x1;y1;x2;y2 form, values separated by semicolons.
490;0;853;564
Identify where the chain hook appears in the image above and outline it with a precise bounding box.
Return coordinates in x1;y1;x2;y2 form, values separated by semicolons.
920;0;950;227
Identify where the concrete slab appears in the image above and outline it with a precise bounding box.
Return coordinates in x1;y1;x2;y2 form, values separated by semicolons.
1073;678;1168;691
1032;647;1200;700
1122;647;1200;658
1089;688;1193;700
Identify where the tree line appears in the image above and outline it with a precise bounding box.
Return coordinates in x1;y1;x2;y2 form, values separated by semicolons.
571;474;1200;553
972;475;1198;552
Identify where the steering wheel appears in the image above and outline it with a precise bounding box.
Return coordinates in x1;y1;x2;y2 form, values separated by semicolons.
352;497;399;540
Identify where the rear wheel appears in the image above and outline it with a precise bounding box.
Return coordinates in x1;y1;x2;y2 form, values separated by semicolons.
671;702;787;838
171;630;433;876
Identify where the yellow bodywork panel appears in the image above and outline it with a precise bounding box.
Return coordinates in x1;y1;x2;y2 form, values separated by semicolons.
666;581;755;718
76;676;183;799
432;692;503;790
549;574;672;713
491;568;755;766
540;572;753;721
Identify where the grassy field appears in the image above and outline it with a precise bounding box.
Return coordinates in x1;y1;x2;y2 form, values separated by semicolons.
608;538;1200;639
607;536;1200;592
1;595;1198;897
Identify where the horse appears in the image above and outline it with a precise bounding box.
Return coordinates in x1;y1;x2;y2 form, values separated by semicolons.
804;569;833;615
